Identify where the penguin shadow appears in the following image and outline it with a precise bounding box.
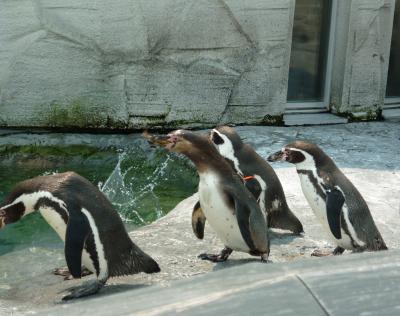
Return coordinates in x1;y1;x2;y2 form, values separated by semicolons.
212;257;262;271
96;283;149;297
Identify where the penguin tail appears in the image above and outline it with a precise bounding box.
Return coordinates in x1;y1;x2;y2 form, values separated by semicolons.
372;235;388;251
109;241;160;277
140;254;161;274
268;207;304;235
129;244;161;274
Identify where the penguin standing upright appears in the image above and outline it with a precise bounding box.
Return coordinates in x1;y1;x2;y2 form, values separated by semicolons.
0;172;160;300
208;126;303;234
267;141;387;255
145;130;270;262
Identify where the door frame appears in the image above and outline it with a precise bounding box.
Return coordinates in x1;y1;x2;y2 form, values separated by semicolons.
286;0;338;113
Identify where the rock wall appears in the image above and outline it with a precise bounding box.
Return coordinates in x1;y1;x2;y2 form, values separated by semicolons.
330;0;396;118
0;0;295;129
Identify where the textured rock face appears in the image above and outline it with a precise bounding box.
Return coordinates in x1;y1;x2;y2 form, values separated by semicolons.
0;0;294;129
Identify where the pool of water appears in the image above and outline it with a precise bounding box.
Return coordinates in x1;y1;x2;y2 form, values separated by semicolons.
0;144;198;257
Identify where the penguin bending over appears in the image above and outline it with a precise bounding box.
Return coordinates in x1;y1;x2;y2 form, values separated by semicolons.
145;130;270;262
267;141;387;255
0;172;160;300
204;126;303;235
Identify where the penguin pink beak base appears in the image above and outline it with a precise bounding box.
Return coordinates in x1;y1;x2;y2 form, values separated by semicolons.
142;131;181;149
143;130;187;152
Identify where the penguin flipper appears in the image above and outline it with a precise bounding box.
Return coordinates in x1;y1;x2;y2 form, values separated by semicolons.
226;189;268;253
326;188;345;239
65;214;91;278
192;200;206;239
244;178;262;200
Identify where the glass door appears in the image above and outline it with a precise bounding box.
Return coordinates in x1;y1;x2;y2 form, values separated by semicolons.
386;0;400;104
287;0;334;111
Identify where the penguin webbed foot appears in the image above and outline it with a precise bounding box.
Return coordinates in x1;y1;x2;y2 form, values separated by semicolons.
260;253;270;263
198;247;233;262
53;266;93;280
311;247;345;257
333;246;345;255
62;280;105;301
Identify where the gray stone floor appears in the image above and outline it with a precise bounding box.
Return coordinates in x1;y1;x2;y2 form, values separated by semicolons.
0;121;399;315
43;250;400;316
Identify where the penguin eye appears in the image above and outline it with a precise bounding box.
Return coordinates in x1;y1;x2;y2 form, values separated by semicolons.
212;132;224;145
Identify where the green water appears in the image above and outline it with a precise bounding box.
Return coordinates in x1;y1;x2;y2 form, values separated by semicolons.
0;146;198;256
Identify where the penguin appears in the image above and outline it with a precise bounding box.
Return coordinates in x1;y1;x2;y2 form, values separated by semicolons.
267;141;387;255
144;130;270;262
0;172;160;300
206;126;303;235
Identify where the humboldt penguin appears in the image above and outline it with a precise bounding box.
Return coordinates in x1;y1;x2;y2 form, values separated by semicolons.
206;126;303;235
267;141;387;255
0;172;160;300
145;130;270;262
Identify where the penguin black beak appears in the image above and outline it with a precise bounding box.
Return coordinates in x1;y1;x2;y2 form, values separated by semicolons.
267;150;284;162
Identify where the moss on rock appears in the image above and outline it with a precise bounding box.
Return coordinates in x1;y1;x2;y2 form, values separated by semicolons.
336;108;383;122
46;100;110;129
262;114;284;126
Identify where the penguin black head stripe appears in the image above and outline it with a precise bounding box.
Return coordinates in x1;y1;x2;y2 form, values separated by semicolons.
211;126;243;150
210;127;245;177
267;141;333;168
0;201;24;227
0;187;66;228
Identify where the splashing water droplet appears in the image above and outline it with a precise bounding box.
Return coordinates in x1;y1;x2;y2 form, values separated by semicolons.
100;151;175;225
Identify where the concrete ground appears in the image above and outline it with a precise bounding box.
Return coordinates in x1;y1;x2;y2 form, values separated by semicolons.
0;121;399;315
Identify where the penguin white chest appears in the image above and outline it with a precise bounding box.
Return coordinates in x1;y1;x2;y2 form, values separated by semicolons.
298;173;327;224
198;172;250;252
40;207;67;241
39;207;96;273
298;172;354;249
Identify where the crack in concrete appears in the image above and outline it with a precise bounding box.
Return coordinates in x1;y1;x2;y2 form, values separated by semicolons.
33;0;104;56
217;46;260;124
353;13;379;53
218;0;256;48
296;275;330;316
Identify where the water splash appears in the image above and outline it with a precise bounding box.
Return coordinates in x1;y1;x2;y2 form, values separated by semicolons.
100;150;174;225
